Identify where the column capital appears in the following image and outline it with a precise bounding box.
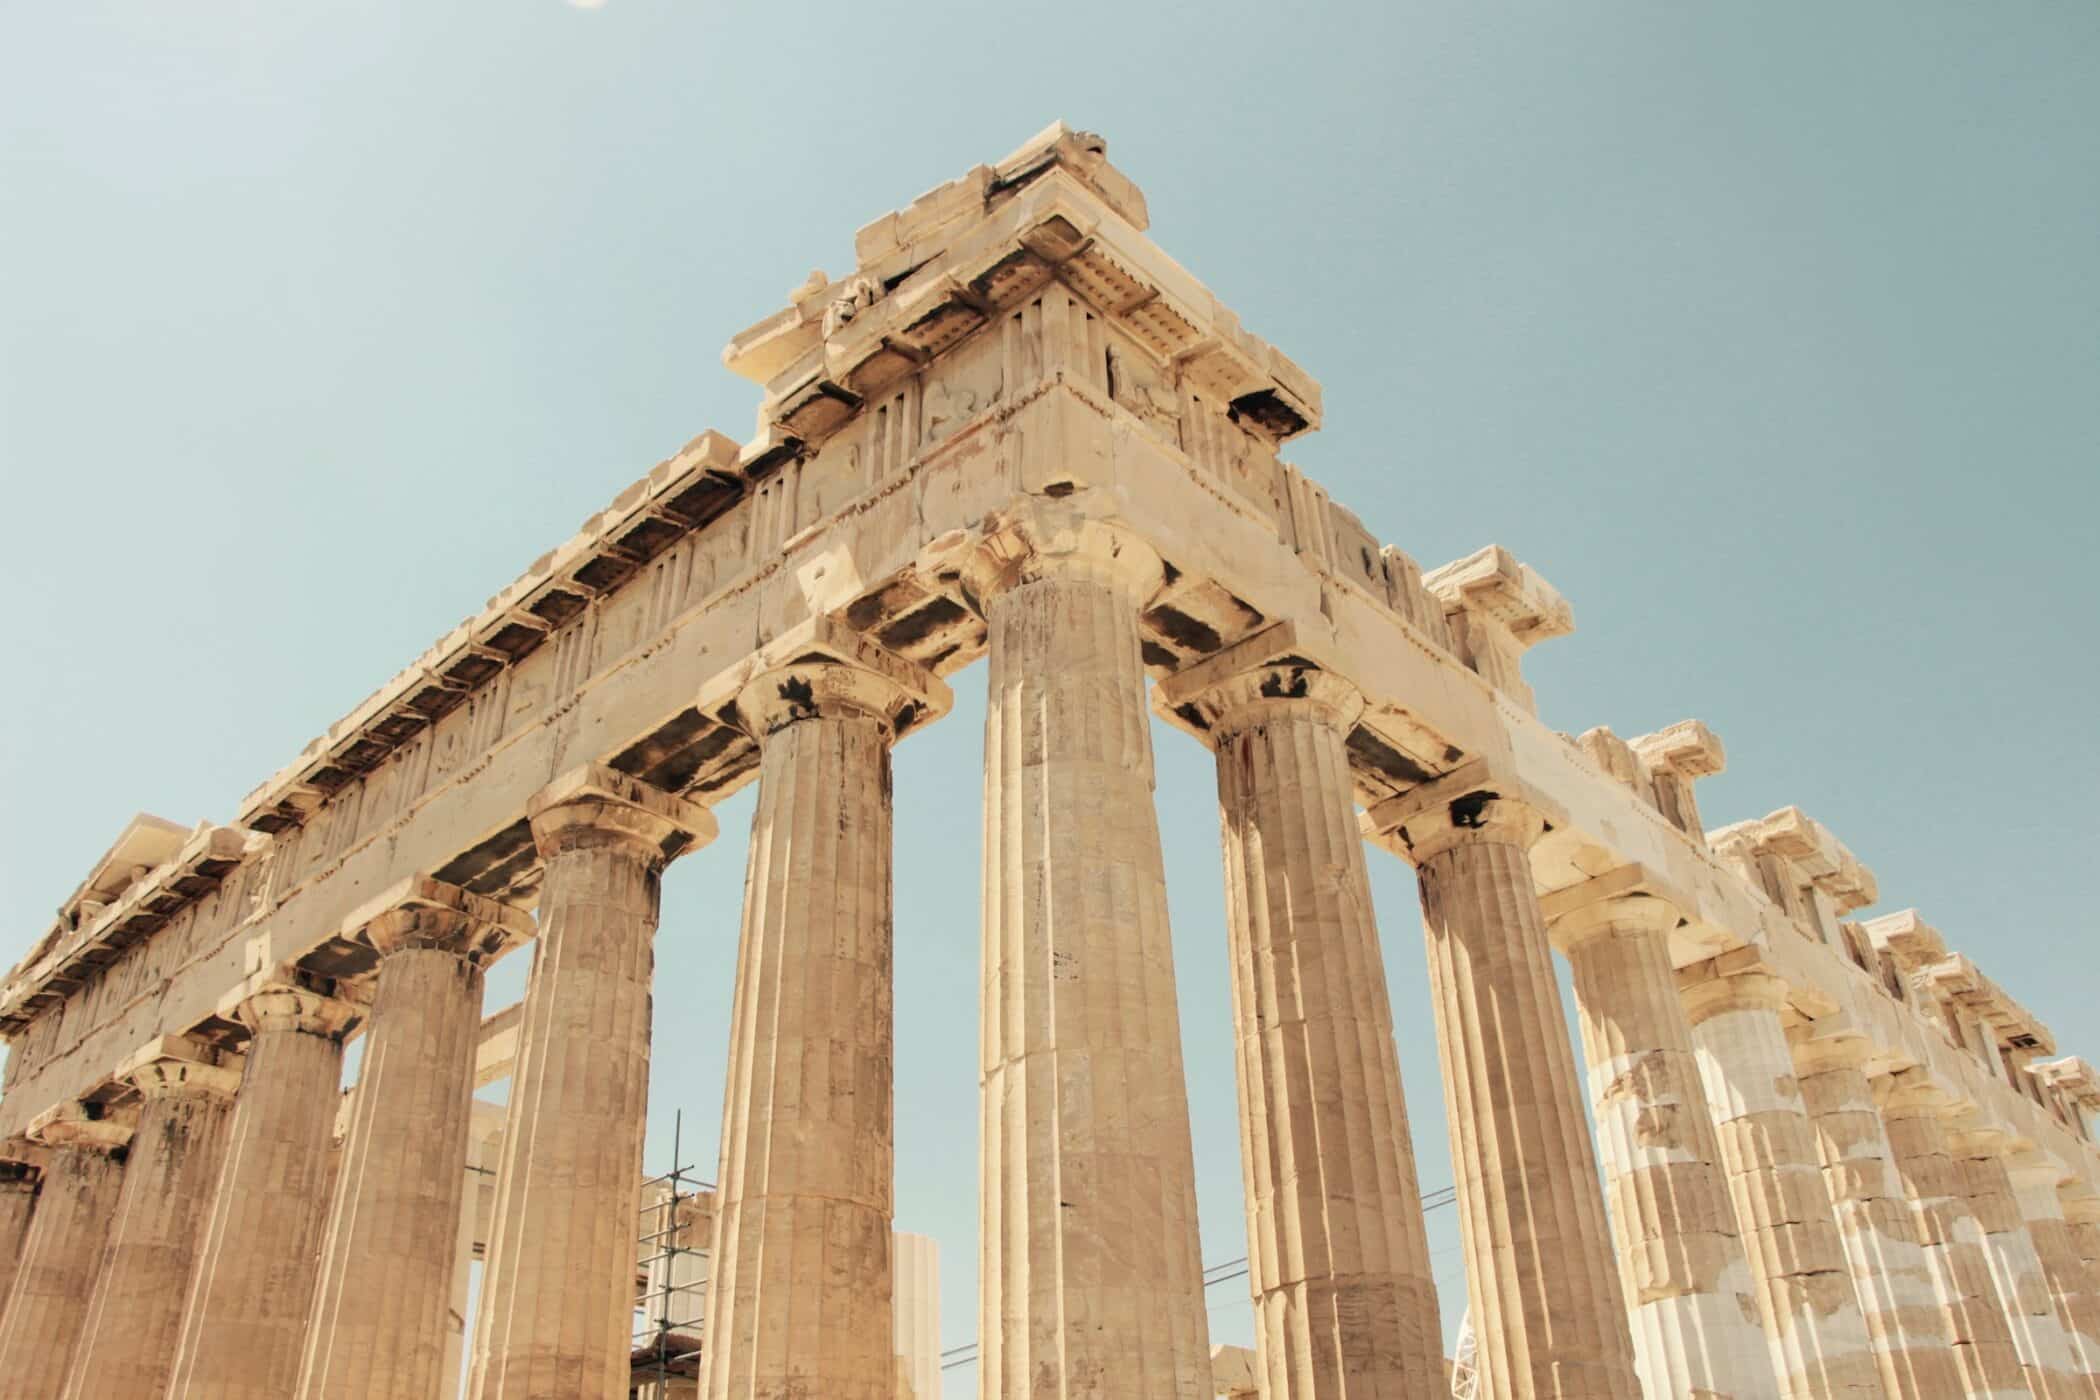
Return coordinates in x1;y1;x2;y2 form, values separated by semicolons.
115;1035;242;1102
1365;761;1546;864
234;984;364;1040
1153;620;1367;739
1677;964;1789;1025
341;873;535;970
730;622;948;742
1539;871;1678;952
960;500;1162;604
527;764;717;865
27;1102;133;1155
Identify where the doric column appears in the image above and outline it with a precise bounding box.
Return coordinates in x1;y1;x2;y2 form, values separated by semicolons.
168;977;363;1400
1948;1125;2084;1396
0;1108;127;1395
1680;968;1883;1397
1158;642;1444;1398
702;643;946;1400
468;766;713;1400
1874;1071;2028;1397
300;884;526;1400
1367;779;1641;1398
970;510;1214;1399
2012;1159;2100;1395
1789;1032;1965;1398
61;1039;240;1400
1546;890;1776;1398
0;1160;37;1314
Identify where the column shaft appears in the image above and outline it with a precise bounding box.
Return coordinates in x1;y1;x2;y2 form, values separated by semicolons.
1791;1041;1964;1398
469;767;706;1400
0;1140;124;1397
2014;1172;2100;1396
1391;794;1641;1399
0;1168;35;1313
1952;1134;2083;1396
976;530;1212;1400
1207;679;1443;1396
170;990;357;1400
1876;1078;2027;1397
704;662;920;1400
1682;972;1883;1397
1557;900;1776;1398
300;915;488;1400
62;1055;239;1400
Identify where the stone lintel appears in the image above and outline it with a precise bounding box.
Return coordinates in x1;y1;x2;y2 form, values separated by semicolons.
710;613;952;742
474;1002;524;1089
341;873;536;968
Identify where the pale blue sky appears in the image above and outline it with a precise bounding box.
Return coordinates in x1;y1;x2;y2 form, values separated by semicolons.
4;0;2097;1371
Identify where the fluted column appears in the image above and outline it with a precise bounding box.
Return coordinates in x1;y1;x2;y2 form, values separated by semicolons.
1790;1033;1964;1398
2012;1158;2100;1395
1949;1125;2083;1396
62;1041;240;1400
702;647;945;1400
1162;650;1443;1398
169;980;363;1400
1874;1071;2027;1397
1548;893;1775;1398
0;1110;127;1397
1370;782;1641;1399
469;766;713;1400
0;1161;36;1314
971;511;1214;1400
1680;969;1883;1397
300;891;520;1400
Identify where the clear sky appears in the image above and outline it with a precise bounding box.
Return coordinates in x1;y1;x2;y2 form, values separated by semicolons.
4;0;2097;1378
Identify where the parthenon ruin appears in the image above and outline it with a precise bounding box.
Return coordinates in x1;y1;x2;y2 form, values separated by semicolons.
1;123;2095;1399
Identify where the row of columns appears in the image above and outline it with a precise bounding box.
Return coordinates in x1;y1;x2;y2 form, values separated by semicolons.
1;507;2098;1400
